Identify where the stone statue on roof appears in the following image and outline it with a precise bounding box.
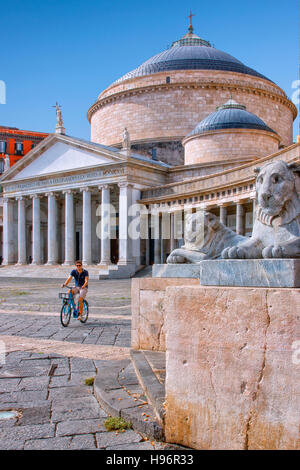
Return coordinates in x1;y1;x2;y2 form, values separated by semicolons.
122;127;131;151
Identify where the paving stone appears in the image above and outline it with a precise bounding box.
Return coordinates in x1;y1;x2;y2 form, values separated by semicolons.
0;378;21;392
49;375;71;388
49;385;93;402
19;376;50;391
106;441;155;450
0;440;25;450
0;389;48;403
0;423;55;441
70;358;96;373
56;418;107;436
17;404;51;426
96;430;143;449
52;396;106;422
24;437;71;450
69;434;97;450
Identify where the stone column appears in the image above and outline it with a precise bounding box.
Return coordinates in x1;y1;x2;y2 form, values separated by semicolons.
3;198;15;265
236;202;245;235
31;195;41;265
118;182;134;266
16;196;27;265
220;205;227;226
170;212;176;252
81;188;92;265
63;190;75;265
99;185;111;265
152;205;161;265
46;192;58;265
132;187;141;267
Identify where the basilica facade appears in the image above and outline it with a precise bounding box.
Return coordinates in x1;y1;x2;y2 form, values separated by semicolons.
0;27;299;278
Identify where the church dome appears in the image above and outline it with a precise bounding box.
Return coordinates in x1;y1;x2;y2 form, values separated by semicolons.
114;30;272;84
188;98;277;136
183;98;280;166
88;27;296;166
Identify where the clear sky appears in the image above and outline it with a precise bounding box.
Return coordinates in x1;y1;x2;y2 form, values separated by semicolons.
0;0;299;140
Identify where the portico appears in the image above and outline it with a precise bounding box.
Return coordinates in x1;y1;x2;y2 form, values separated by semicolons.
0;134;168;277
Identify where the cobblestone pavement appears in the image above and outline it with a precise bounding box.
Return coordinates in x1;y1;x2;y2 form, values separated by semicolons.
0;278;166;450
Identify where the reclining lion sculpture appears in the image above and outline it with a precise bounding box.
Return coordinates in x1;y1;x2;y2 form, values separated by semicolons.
167;211;246;264
222;160;300;259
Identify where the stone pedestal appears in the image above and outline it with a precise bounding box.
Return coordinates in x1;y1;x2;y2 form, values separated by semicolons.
152;264;200;278
164;285;300;450
131;278;199;352
200;259;300;288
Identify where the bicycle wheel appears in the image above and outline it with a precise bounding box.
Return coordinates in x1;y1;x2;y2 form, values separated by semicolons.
60;301;71;327
79;300;89;323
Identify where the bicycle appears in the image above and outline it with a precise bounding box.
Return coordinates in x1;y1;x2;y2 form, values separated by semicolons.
59;285;89;327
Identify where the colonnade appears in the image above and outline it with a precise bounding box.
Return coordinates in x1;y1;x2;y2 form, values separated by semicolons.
2;183;140;268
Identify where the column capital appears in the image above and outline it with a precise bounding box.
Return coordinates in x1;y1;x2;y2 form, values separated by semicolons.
62;189;74;195
45;191;57;198
30;194;42;199
80;186;92;193
118;182;133;189
16;196;26;201
98;184;110;191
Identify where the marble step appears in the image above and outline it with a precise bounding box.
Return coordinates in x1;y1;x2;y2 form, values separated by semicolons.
93;357;164;440
130;350;165;426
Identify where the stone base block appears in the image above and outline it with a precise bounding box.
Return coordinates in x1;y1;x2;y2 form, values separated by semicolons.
165;285;300;450
200;259;300;288
131;278;199;352
152;264;200;278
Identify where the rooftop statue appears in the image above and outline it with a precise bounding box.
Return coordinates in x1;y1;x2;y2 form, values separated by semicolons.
222;160;300;259
167;211;247;264
122;127;131;151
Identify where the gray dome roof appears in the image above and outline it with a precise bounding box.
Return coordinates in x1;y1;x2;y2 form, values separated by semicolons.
187;99;277;136
114;31;272;84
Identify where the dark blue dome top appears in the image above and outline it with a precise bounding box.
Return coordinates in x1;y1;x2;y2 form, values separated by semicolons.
187;99;277;136
114;31;272;84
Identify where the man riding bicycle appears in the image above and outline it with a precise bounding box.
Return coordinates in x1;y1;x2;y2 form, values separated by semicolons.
61;261;89;319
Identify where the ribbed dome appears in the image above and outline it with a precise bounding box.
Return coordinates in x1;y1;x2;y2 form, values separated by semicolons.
114;31;272;84
187;99;277;136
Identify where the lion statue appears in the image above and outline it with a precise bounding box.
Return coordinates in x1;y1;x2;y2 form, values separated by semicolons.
167;211;247;264
222;160;300;259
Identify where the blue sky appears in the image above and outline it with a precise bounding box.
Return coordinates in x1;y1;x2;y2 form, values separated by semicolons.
0;0;299;140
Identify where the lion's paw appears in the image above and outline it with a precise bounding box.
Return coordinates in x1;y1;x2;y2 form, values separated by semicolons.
222;246;247;259
167;255;186;264
262;245;283;259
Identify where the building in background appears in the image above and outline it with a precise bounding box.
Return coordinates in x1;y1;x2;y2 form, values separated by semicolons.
0;126;48;173
0;26;298;275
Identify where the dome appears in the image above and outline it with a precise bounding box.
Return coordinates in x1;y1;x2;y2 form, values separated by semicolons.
188;99;277;136
114;30;272;84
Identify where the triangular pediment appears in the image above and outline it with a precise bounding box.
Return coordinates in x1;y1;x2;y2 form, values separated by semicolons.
1;134;126;182
12;142;122;180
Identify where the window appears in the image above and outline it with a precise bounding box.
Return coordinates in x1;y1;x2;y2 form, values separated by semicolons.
152;148;157;160
0;141;6;153
15;142;23;155
166;76;171;84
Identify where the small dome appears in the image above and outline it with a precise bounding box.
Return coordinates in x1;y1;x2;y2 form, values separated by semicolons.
114;30;272;84
188;99;277;136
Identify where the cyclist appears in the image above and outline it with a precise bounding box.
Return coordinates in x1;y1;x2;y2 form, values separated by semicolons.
61;260;89;319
